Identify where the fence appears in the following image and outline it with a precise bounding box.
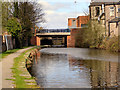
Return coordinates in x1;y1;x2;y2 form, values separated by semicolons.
37;29;70;33
0;35;14;53
0;35;2;53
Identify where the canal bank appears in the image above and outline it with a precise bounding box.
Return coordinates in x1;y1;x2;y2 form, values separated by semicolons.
11;45;48;88
1;46;41;88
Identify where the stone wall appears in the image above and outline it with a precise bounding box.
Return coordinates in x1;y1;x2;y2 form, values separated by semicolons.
110;23;119;37
119;22;120;36
89;4;120;37
90;5;102;20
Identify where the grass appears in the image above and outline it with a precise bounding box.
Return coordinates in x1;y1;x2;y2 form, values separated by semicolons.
12;47;39;88
1;49;20;59
12;52;27;88
0;45;36;59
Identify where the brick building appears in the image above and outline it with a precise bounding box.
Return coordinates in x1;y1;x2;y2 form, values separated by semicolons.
68;18;78;28
89;1;120;37
68;16;89;29
67;16;89;47
77;16;89;28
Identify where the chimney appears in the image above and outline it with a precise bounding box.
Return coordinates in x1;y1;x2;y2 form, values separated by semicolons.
91;0;94;2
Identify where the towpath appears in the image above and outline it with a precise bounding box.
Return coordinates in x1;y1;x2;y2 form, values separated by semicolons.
0;47;33;89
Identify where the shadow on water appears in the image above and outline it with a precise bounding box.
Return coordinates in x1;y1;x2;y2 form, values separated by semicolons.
31;48;120;88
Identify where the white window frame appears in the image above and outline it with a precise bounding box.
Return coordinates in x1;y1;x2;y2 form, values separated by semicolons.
110;7;114;16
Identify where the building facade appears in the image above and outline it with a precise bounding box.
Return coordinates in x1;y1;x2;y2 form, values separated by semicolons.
89;1;120;37
68;16;89;29
68;18;78;29
67;16;89;47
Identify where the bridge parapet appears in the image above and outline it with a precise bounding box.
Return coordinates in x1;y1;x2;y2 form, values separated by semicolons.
36;29;70;33
36;32;70;36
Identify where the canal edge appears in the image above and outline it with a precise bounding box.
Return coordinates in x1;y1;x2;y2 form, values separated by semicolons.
12;47;40;88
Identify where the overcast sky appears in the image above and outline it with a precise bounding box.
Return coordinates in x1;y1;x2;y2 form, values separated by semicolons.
37;0;91;29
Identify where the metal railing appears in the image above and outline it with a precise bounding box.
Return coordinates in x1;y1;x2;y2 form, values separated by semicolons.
36;29;70;33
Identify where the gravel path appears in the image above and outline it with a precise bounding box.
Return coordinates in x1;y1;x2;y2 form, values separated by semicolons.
0;47;33;89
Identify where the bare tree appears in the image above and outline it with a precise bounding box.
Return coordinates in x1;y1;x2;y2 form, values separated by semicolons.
17;1;45;46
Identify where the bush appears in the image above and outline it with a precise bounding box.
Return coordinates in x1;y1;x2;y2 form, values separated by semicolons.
100;36;119;52
75;20;104;48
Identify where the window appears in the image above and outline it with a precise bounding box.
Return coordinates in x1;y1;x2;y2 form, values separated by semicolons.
110;7;114;16
72;19;77;27
81;24;88;28
118;8;120;13
96;7;100;16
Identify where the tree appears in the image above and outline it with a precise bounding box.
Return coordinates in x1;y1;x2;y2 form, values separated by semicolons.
87;20;104;47
75;20;105;48
2;2;12;33
18;2;45;46
13;2;19;18
6;17;22;48
2;1;45;48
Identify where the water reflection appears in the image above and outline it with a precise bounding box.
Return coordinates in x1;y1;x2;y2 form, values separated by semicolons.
68;56;119;88
32;48;119;88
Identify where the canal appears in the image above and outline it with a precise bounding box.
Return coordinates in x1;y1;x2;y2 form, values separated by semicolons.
32;48;120;88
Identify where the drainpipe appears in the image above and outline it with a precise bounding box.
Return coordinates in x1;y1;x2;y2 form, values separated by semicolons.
114;5;116;18
108;22;110;37
105;4;106;36
98;4;105;22
89;6;91;19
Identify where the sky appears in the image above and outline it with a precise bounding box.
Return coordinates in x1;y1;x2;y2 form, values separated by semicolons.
37;0;91;29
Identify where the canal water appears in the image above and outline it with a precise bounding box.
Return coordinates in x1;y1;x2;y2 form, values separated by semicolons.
32;48;120;88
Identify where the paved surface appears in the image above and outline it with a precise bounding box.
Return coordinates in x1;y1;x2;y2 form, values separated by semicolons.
0;47;33;89
0;61;2;90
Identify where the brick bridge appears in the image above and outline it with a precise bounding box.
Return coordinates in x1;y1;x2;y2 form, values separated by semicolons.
31;29;75;47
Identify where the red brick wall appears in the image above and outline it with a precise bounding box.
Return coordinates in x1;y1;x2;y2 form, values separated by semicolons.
31;36;41;46
67;36;71;47
31;36;36;45
77;16;89;28
68;18;78;27
68;16;89;28
67;28;80;47
36;36;41;46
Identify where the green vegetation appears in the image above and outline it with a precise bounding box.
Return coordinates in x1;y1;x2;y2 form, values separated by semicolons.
75;20;119;52
99;36;120;52
6;18;22;37
2;2;11;29
1;49;20;59
75;20;105;48
6;17;23;48
12;47;39;88
2;1;44;48
0;46;35;60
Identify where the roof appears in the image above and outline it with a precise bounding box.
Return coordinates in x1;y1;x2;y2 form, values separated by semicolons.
77;16;89;19
89;2;120;6
109;17;120;23
68;18;76;19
